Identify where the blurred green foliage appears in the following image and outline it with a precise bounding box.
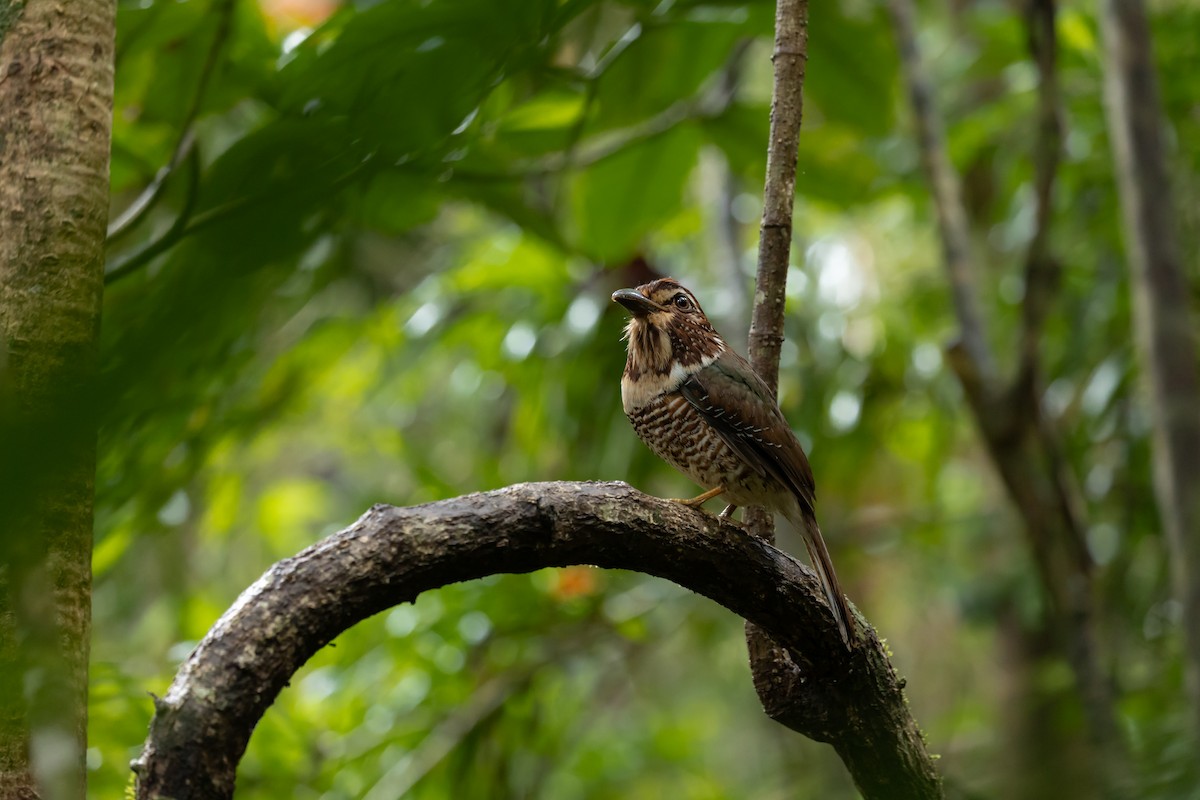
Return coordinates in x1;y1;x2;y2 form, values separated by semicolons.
93;0;1200;797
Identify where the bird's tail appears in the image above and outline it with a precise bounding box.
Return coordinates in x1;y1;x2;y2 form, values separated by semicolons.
783;503;854;646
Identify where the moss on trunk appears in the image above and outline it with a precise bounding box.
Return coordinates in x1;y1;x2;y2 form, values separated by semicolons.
0;1;114;797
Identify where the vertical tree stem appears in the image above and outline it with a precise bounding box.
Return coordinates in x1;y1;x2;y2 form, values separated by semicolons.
743;1;809;716
743;1;942;796
0;2;115;798
887;0;1131;791
747;0;808;400
1100;0;1200;754
887;0;995;381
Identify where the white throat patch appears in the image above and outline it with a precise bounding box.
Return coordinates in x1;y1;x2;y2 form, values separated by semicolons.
621;346;723;413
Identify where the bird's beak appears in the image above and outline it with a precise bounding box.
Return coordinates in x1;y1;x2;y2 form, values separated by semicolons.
611;288;662;317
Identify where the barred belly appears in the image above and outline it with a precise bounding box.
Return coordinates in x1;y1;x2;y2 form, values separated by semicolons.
626;392;777;507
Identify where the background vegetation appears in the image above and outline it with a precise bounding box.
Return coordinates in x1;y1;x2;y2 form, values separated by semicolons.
87;0;1198;796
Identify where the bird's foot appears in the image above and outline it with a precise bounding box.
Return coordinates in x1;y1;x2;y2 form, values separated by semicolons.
671;485;725;508
715;504;745;527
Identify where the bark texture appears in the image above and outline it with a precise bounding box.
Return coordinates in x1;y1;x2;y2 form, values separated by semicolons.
742;0;810;728
742;3;941;795
134;482;939;800
0;1;114;798
748;0;807;397
1100;0;1200;752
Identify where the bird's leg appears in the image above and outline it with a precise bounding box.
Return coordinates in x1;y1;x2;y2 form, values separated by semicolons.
672;485;725;507
718;504;738;519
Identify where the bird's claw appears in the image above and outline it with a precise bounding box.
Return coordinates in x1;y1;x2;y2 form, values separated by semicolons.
670;485;725;507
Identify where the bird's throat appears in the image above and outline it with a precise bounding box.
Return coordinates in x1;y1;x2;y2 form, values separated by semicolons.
623;317;674;378
620;310;728;413
621;340;723;414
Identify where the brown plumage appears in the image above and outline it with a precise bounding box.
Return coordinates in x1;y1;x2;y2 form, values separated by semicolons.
612;277;855;645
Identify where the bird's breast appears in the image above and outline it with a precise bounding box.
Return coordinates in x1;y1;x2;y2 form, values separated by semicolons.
625;392;773;506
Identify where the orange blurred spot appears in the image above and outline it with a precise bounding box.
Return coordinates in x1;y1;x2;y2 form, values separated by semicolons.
551;566;599;600
259;0;338;29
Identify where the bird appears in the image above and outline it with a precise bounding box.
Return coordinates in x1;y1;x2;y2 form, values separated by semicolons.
612;277;855;645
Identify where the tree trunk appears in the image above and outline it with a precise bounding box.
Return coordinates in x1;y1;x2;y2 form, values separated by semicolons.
887;0;1127;788
0;2;114;797
1100;0;1200;755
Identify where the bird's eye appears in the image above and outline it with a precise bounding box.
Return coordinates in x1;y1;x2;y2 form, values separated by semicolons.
673;294;692;310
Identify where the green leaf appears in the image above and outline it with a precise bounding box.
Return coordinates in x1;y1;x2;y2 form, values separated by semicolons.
277;0;559;160
571;123;701;261
703;103;893;205
805;2;897;136
590;17;744;131
355;169;442;234
698;101;768;180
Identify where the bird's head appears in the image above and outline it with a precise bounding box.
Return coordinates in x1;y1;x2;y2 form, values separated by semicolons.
612;278;726;379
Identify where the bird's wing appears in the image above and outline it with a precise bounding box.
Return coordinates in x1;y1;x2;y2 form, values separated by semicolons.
678;350;816;514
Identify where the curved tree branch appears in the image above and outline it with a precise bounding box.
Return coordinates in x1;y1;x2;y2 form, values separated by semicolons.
105;0;235;244
103;145;201;285
134;481;938;800
105;131;198;244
